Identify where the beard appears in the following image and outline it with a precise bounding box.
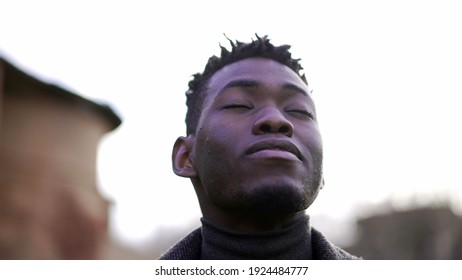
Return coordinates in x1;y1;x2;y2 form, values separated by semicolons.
192;126;324;217
206;174;323;217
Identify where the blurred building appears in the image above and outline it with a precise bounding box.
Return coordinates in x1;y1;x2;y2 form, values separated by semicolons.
346;206;462;259
0;56;121;259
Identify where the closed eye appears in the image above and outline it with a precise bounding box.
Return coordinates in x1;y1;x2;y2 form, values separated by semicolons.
221;104;253;110
288;109;314;119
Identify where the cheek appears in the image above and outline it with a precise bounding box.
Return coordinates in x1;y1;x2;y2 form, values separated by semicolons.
309;133;323;159
197;114;244;153
298;127;323;168
310;136;323;177
194;123;237;172
192;126;240;199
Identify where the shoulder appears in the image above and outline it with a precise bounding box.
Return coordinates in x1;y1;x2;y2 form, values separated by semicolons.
159;227;202;260
311;227;362;260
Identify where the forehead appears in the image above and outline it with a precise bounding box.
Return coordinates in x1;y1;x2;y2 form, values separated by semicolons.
207;57;309;95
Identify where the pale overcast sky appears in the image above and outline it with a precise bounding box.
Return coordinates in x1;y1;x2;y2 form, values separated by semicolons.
1;0;461;248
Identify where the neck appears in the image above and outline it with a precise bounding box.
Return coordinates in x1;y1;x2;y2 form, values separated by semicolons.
202;206;307;233
200;214;312;260
194;182;307;232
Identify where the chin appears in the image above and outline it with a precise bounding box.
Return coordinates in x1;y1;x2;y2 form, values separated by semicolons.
242;182;313;215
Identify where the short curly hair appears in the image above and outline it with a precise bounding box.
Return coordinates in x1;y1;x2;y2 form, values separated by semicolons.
185;34;308;135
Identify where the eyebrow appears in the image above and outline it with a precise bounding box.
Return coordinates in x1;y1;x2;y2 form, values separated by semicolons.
217;79;308;96
217;79;259;95
282;83;308;96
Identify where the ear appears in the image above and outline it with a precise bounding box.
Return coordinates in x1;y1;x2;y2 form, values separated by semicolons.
172;136;197;178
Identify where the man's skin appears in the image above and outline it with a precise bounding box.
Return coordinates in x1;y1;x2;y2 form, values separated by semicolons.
172;58;324;233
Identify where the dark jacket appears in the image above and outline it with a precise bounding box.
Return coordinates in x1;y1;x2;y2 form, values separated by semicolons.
159;227;360;260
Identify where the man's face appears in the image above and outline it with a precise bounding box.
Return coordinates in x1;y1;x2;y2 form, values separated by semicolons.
190;58;323;215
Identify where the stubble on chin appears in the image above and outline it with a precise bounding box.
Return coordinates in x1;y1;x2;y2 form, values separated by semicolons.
226;182;313;215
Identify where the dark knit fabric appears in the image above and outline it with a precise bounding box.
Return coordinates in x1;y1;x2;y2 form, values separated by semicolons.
160;215;361;260
200;216;312;260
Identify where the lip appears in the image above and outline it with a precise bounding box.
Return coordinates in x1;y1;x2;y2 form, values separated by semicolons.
245;139;303;161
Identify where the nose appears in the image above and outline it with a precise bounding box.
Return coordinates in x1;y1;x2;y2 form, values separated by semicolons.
252;107;294;137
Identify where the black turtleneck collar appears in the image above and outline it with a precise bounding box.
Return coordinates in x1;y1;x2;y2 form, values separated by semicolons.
200;215;312;260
